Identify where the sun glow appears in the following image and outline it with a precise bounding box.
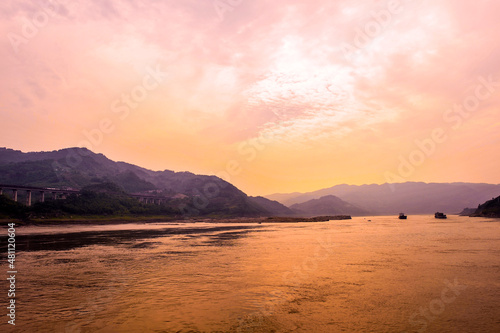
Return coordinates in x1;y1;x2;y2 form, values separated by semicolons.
1;0;500;194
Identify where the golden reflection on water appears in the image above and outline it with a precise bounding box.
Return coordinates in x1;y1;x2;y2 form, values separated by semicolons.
12;216;500;332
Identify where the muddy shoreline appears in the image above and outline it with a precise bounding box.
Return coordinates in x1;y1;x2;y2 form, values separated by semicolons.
0;223;264;252
0;215;351;226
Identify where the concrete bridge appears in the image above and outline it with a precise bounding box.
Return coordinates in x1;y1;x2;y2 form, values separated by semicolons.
0;184;80;206
0;184;169;206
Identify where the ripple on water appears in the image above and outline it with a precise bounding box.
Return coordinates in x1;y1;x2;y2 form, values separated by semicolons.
12;218;500;332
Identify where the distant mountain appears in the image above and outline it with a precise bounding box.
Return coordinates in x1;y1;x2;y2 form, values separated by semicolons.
289;195;369;217
0;147;268;217
471;196;500;218
267;182;500;215
264;192;304;206
248;196;295;216
458;207;476;216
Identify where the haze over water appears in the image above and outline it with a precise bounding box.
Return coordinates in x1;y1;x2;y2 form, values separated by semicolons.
10;216;500;332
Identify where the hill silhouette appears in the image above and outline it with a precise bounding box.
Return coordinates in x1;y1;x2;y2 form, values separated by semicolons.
0;147;288;217
290;195;369;217
267;182;500;215
471;196;500;217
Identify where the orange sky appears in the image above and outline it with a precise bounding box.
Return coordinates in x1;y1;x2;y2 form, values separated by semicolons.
1;0;500;196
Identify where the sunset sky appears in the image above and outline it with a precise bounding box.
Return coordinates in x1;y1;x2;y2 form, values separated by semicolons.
1;0;500;195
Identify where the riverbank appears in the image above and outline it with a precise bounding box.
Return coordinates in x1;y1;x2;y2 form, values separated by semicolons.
0;215;180;226
0;215;353;226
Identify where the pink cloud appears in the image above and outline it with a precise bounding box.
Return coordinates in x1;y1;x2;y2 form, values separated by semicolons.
1;0;499;191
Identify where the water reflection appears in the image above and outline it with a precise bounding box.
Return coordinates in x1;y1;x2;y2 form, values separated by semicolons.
6;217;500;332
6;223;261;252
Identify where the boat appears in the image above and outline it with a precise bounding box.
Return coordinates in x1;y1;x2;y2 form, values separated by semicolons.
399;213;407;219
434;212;447;219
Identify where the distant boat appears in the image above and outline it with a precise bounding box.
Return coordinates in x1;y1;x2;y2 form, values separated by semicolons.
435;212;447;219
399;213;407;219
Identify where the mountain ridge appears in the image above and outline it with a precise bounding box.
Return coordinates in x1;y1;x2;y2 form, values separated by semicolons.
267;182;500;215
290;195;369;217
2;147;499;217
0;147;289;217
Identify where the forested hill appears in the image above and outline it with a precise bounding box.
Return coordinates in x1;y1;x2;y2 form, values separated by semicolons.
0;147;289;217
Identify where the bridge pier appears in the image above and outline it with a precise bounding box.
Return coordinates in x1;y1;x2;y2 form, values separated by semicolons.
26;190;32;206
1;184;169;207
0;185;81;206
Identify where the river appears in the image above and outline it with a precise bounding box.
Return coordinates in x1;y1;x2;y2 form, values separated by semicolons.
3;215;500;332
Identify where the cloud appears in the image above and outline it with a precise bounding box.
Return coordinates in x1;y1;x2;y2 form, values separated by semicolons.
1;0;499;192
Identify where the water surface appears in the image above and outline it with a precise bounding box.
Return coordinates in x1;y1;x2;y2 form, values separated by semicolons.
5;216;500;332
